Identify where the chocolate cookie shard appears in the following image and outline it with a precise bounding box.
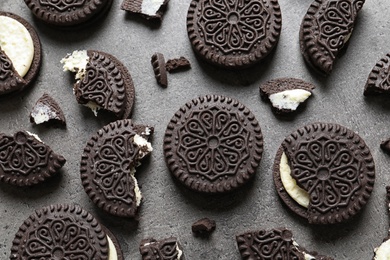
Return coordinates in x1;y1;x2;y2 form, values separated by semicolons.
139;237;184;260
373;187;390;260
121;0;170;21
187;0;282;69
380;139;390;155
273;122;375;224
364;53;390;96
151;52;168;87
0;131;66;186
164;95;263;193
61;50;135;118
80;119;153;217
166;57;191;73
0;12;41;95
300;0;365;75
10;204;110;260
260;78;316;114
30;93;66;125
236;228;334;260
192;217;216;236
23;0;113;27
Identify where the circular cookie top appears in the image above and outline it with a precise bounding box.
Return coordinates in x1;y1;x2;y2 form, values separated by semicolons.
164;95;263;193
0;12;41;95
10;204;109;260
273;122;375;224
23;0;111;26
187;0;282;69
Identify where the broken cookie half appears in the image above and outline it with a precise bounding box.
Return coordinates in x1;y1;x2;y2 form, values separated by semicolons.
61;50;135;119
30;93;66;126
260;78;315;115
80;119;153;218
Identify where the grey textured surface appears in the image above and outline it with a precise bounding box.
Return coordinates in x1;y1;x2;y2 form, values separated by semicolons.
1;0;390;259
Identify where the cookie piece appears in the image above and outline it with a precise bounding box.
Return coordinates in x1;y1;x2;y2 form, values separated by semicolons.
164;95;263;193
372;187;390;259
10;204;114;260
23;0;113;27
0;131;66;186
166;57;191;73
140;237;184;260
192;217;216;236
151;52;168;87
299;0;365;75
61;50;135;119
364;53;390;96
0;12;41;95
236;228;334;260
273;122;375;224
187;0;282;69
80;119;153;217
380;138;390;155
260;78;316;114
121;0;170;21
30;93;66;125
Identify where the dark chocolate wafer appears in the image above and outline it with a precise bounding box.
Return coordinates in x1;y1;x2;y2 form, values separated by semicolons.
187;0;282;69
140;237;184;260
164;95;263;193
30;93;66;125
364;53;390;96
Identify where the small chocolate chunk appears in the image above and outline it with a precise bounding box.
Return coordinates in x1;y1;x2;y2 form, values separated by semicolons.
140;237;184;260
192;218;216;236
121;0;170;21
166;57;191;73
364;53;390;96
30;93;66;125
151;52;168;87
380;138;390;155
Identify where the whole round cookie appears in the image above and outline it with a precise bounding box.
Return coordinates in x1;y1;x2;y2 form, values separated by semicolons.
0;12;41;95
10;204;109;260
187;0;282;69
23;0;113;27
164;95;263;193
273;122;375;224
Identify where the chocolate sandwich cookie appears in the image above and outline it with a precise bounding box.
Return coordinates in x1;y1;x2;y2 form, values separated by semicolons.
80;119;153;217
10;204;123;260
151;52;168;87
61;50;135;119
364;53;390;96
373;187;390;259
273;122;375;224
30;93;66;125
300;0;365;75
0;131;66;186
259;78;316;115
24;0;113;27
187;0;282;69
121;0;170;21
139;237;184;260
0;12;41;95
164;95;263;193
236;228;334;259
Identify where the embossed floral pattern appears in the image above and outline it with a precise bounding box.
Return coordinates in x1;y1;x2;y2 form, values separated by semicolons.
38;0;87;12
378;64;390;90
177;106;250;181
197;0;270;54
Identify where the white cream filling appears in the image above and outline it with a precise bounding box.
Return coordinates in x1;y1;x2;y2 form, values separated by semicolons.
134;134;153;160
374;239;390;260
84;101;102;117
60;50;89;80
107;235;118;260
141;0;165;15
31;103;57;124
0;16;34;77
26;131;42;142
292;241;315;260
269;89;311;111
280;152;310;208
131;169;142;207
176;243;183;260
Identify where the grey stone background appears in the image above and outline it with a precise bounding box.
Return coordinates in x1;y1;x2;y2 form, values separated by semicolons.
1;0;390;259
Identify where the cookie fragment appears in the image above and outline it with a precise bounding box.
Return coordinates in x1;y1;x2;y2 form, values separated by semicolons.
80;119;153;217
121;0;170;21
373;187;390;259
164;95;263;193
0;131;66;186
273;122;375;224
364;53;390;96
260;78;316;114
151;52;168;87
192;218;216;236
380;139;390;155
140;237;184;260
166;57;191;73
30;93;66;125
61;50;135;118
300;0;365;75
187;0;282;69
236;228;333;259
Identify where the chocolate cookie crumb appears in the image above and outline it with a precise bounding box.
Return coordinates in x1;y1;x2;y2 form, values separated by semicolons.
151;52;167;87
192;218;216;236
381;139;390;155
166;57;191;73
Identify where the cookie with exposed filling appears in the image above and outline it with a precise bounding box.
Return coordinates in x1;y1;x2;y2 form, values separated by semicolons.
139;237;184;260
30;93;66;125
121;0;170;21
